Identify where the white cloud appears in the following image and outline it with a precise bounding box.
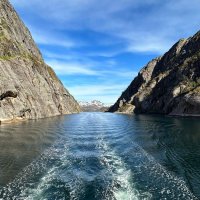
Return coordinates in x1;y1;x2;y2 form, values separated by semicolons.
46;57;137;78
46;60;98;76
34;34;76;48
25;24;86;48
125;34;173;54
11;0;200;54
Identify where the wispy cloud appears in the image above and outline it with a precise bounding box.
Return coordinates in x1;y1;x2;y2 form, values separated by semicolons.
11;0;200;54
34;34;76;48
25;24;86;48
46;58;137;79
12;0;200;54
46;60;98;76
67;83;129;104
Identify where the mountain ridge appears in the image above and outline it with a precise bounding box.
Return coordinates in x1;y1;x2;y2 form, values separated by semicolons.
79;100;109;112
108;30;200;116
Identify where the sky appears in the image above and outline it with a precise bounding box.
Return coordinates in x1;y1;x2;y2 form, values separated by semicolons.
10;0;200;104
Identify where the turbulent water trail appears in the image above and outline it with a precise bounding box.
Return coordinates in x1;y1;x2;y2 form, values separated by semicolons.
97;136;140;200
0;113;198;199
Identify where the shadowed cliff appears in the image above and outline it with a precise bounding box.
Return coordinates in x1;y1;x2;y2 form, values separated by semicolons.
108;30;200;116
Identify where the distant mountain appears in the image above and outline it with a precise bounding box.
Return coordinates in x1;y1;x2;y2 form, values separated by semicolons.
79;100;109;112
108;30;200;116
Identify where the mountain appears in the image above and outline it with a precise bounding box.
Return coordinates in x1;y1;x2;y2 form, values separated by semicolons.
108;30;200;116
79;100;109;112
0;0;80;123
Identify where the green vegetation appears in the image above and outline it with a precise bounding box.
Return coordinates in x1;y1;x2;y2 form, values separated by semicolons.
180;78;200;94
190;81;199;88
0;53;43;63
0;34;43;63
0;31;4;38
47;66;59;82
26;54;43;65
0;19;9;30
0;55;18;61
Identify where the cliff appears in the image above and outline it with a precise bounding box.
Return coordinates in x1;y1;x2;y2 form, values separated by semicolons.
108;30;200;116
0;0;80;123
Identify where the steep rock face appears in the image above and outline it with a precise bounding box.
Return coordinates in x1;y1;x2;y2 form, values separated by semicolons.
0;0;80;123
108;30;200;116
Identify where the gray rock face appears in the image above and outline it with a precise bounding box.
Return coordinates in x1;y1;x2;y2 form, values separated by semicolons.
108;30;200;116
0;0;80;123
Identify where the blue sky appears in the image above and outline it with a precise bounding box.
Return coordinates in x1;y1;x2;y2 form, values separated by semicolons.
10;0;200;104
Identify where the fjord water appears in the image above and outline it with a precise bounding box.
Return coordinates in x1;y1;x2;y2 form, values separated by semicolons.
0;113;200;199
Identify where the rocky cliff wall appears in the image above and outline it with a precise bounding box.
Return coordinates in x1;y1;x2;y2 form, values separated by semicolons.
109;31;200;116
0;0;80;123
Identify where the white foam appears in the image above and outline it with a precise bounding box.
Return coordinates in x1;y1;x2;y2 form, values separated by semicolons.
20;142;84;200
95;114;197;200
97;135;151;200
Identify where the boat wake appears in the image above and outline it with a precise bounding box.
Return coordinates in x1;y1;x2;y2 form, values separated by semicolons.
0;113;198;199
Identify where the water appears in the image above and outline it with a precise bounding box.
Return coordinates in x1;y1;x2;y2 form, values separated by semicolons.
0;113;200;199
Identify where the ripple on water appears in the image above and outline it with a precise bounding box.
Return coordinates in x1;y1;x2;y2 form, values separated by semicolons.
0;113;199;199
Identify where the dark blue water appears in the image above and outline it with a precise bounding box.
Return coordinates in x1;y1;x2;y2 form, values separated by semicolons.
0;113;200;199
